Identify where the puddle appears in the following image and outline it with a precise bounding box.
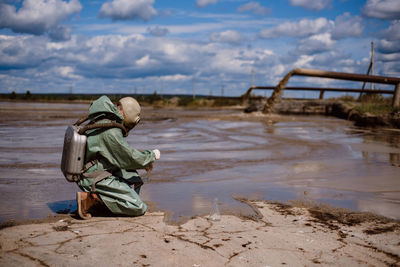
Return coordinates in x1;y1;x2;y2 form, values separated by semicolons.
0;101;400;222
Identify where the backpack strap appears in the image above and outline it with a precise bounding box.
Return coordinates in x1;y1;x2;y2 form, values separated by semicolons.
74;115;89;126
74;114;128;191
78;122;128;137
75;114;128;137
82;170;113;192
81;160;113;192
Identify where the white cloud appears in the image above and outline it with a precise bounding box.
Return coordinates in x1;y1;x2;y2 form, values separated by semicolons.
162;74;190;81
55;66;82;79
380;56;400;75
209;30;243;45
377;21;400;66
331;13;364;40
207;47;254;75
259;14;364;41
0;33;274;94
0;35;49;68
147;26;169;37
289;0;331;11
0;0;81;39
48;25;72;42
237;2;271;16
310;51;352;67
362;0;400;20
0;1;398;95
99;0;157;21
292;55;314;69
196;0;218;8
0;19;395;95
259;18;332;39
78;14;275;36
296;33;336;55
377;39;400;53
381;20;400;41
136;54;155;67
378;52;400;62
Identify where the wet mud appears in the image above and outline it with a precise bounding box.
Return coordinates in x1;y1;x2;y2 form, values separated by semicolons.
0;101;400;223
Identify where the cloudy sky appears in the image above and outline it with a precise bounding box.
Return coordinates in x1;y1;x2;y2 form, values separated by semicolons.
0;0;399;96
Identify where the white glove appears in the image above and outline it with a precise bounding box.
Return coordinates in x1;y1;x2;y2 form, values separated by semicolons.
152;149;161;160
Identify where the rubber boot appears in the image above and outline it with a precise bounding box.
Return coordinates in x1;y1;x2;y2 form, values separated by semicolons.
76;192;103;220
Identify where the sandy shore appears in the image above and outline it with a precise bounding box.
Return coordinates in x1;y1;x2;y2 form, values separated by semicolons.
1;200;399;266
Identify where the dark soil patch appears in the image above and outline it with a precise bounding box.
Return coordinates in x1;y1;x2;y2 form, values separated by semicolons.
312;258;321;264
269;202;296;216
53;225;69;231
363;224;398;235
307;206;392;227
338;230;348;239
0;220;16;230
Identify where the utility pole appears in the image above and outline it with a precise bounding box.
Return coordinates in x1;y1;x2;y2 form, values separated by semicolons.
251;68;254;88
359;41;375;100
193;78;196;99
370;41;374;90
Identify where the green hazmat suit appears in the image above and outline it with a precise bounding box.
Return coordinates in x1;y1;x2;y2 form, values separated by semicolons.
77;96;156;216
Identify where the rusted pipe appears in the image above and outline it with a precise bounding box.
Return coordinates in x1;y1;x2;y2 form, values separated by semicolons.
393;83;400;108
262;70;296;113
262;68;400;113
319;90;325;100
293;68;400;85
248;86;394;94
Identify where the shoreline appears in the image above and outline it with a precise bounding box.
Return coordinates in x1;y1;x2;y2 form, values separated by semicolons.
1;200;399;266
2;98;399;129
254;99;400;129
2;197;397;230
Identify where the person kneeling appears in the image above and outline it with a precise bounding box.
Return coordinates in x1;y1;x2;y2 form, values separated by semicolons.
76;96;160;219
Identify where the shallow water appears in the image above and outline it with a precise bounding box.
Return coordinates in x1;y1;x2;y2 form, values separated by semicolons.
0;101;399;222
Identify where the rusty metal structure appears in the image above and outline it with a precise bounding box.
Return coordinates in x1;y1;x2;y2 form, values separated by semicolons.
242;68;400;113
244;86;394;99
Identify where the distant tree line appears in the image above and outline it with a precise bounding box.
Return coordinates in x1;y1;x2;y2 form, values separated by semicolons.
0;90;241;107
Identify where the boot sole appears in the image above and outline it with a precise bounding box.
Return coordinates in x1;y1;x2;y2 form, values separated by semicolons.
76;192;92;220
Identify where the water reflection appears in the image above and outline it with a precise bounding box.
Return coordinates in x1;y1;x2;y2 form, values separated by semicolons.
361;150;400;167
357;198;400;219
390;153;400;167
47;200;76;214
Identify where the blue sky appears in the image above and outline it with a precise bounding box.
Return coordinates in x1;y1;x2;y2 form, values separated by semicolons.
0;0;399;97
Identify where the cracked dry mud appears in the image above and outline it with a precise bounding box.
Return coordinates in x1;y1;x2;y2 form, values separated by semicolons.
1;201;399;267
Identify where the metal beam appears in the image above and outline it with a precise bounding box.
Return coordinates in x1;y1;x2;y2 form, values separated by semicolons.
248;86;394;94
293;68;400;85
393;83;400;108
258;68;400;113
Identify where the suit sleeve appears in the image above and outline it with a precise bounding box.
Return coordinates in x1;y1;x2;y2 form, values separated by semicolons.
99;128;156;170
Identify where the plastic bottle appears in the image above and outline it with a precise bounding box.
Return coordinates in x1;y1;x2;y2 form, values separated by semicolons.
209;198;221;221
